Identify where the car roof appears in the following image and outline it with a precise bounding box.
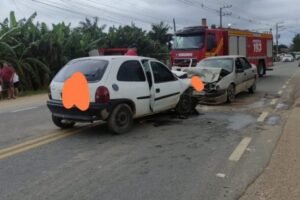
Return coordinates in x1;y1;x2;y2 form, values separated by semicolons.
71;56;156;62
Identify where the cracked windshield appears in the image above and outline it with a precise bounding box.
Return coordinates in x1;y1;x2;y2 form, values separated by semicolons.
0;0;300;199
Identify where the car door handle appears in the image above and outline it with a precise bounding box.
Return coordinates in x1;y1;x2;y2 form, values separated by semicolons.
156;88;160;93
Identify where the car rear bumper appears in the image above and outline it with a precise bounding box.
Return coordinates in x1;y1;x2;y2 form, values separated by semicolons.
47;100;110;122
193;89;227;104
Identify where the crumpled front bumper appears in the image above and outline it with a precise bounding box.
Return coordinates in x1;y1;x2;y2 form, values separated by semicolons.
192;89;227;104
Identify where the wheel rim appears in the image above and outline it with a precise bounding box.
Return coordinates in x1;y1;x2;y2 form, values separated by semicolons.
116;110;129;127
252;84;256;92
228;87;235;101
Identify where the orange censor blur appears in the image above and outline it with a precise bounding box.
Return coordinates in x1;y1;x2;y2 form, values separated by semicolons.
62;72;90;111
191;76;204;92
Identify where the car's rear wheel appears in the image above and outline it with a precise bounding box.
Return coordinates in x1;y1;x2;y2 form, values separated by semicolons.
175;88;197;115
227;84;235;103
52;115;75;129
108;104;133;134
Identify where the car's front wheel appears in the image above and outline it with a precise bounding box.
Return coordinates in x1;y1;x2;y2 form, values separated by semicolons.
175;88;197;115
248;82;256;94
227;84;235;103
108;104;133;134
52;115;75;129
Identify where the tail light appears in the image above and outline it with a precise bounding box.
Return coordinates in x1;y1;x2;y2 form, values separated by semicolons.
48;86;52;99
95;86;110;103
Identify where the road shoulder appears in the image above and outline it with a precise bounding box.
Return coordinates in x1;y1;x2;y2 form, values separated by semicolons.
0;94;47;113
240;86;300;199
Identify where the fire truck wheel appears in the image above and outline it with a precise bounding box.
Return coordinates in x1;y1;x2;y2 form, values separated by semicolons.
257;63;265;77
226;84;235;103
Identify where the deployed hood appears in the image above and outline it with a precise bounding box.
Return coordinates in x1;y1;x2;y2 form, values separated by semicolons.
185;68;222;83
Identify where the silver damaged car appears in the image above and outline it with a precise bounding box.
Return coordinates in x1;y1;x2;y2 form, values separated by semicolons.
186;56;257;104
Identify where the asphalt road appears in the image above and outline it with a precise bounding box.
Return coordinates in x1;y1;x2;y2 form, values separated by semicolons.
0;62;299;200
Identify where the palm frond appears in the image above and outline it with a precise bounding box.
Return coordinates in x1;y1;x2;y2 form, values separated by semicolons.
24;57;50;73
0;42;17;57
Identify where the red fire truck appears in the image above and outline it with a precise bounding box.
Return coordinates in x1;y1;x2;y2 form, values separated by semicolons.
89;48;128;56
170;19;273;76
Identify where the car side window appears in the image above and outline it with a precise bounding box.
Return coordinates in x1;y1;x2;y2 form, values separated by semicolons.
239;58;252;70
150;62;176;83
235;59;243;69
117;60;146;82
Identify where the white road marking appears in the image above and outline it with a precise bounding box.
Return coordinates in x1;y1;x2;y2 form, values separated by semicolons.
229;137;252;162
270;99;278;105
282;85;287;89
257;112;269;122
11;107;38;113
278;90;283;95
216;173;226;178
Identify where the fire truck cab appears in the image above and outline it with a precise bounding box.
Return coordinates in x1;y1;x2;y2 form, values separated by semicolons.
171;19;273;77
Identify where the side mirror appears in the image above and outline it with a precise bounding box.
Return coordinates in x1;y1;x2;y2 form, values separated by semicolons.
236;68;244;73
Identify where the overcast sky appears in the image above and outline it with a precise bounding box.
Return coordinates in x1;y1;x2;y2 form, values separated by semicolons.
1;0;299;45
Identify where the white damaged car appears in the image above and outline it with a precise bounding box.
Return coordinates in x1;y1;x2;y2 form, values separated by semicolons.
185;56;257;104
47;56;196;134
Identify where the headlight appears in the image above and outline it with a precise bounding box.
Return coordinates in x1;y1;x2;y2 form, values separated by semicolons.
207;82;219;91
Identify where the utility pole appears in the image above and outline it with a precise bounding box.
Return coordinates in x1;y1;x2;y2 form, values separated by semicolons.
173;18;177;33
219;5;232;28
275;22;284;56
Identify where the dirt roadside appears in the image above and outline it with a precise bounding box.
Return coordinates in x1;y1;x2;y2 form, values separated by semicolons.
240;71;300;200
0;94;48;112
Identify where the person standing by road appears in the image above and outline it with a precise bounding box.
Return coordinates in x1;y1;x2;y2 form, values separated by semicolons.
125;44;138;56
0;63;15;99
13;72;20;97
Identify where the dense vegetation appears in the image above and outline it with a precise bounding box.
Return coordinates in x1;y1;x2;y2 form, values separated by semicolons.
0;11;171;90
292;34;300;52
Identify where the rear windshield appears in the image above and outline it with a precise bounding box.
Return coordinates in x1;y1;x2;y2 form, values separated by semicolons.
53;59;108;82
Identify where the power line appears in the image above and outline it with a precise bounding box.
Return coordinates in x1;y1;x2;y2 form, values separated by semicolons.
178;0;271;27
87;0;172;24
31;0;125;25
62;0;156;25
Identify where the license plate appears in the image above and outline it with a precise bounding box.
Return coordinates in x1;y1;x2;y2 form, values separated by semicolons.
193;91;205;96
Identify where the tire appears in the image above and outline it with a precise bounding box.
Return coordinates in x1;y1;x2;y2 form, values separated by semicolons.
108;104;133;134
52;115;75;129
257;62;265;77
248;82;256;94
227;84;235;103
175;89;197;115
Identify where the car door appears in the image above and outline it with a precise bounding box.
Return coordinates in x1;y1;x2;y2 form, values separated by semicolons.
239;57;256;89
150;61;181;112
141;59;155;112
234;58;247;94
114;59;151;117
